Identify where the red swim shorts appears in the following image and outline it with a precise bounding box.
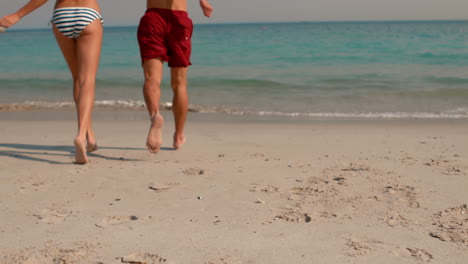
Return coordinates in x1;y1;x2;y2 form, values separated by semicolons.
137;8;193;67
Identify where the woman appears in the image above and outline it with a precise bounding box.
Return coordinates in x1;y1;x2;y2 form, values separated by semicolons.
0;0;103;164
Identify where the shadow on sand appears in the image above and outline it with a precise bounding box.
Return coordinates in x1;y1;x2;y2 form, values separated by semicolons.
0;143;166;165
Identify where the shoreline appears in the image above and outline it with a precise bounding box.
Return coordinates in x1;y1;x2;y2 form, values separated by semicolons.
1;106;468;122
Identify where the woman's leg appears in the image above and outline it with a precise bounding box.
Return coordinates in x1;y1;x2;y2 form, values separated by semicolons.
52;26;87;163
73;19;103;163
52;20;102;164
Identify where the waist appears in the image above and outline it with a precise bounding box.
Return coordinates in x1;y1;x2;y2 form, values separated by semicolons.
54;0;101;13
52;7;102;17
146;8;188;16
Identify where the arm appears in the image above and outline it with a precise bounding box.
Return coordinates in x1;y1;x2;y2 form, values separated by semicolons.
0;0;49;28
199;0;213;18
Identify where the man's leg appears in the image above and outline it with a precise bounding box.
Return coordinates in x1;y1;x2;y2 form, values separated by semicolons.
171;67;188;149
143;58;165;153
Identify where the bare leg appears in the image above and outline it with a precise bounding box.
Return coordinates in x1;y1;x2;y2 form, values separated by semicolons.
171;67;188;149
73;78;98;152
143;58;164;153
71;75;97;153
54;30;98;156
53;20;102;164
74;20;102;162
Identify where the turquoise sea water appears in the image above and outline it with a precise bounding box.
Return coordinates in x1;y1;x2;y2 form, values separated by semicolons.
1;21;467;118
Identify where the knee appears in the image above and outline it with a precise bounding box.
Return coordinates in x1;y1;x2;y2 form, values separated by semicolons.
77;78;95;90
73;79;80;88
171;73;187;92
144;75;161;87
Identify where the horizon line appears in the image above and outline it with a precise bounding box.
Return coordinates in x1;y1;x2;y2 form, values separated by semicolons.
7;18;468;31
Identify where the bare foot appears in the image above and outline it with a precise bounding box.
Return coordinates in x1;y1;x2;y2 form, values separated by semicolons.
173;134;186;150
86;130;98;152
147;114;164;153
86;143;98;153
74;137;88;164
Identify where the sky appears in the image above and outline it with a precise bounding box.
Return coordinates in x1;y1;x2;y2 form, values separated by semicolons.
1;0;467;29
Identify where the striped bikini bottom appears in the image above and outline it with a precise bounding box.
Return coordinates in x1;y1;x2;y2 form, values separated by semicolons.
51;7;103;39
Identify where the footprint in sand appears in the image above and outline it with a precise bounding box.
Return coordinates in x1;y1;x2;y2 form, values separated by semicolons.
319;211;338;219
287;161;312;169
345;238;373;257
275;210;312;223
384;213;412;228
182;168;206;176
288;184;336;200
332;176;347;186
287;186;323;202
2;241;99;264
383;185;420;208
249;184;279;194
97;216;138;228
429;204;467;246
121;253;167;264
34;206;72;224
424;158;465;176
250;152;265;158
206;255;243;264
440;165;464;176
341;163;370;172
406;248;433;262
148;182;179;192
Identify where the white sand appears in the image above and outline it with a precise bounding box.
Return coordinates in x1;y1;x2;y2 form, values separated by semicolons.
0;112;467;263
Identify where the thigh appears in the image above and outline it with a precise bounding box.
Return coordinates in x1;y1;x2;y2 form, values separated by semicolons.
76;19;103;79
143;58;164;84
52;25;78;79
170;67;188;90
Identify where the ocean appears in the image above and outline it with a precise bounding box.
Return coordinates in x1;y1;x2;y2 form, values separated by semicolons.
1;20;467;119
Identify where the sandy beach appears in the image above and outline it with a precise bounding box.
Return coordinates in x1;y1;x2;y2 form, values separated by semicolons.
0;111;467;263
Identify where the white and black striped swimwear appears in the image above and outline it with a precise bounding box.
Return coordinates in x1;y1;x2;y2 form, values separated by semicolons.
51;7;103;39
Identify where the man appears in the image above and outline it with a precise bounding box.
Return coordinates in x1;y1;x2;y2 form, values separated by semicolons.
138;0;213;153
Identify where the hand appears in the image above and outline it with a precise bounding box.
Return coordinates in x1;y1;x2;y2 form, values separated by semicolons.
0;13;21;28
199;0;213;18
